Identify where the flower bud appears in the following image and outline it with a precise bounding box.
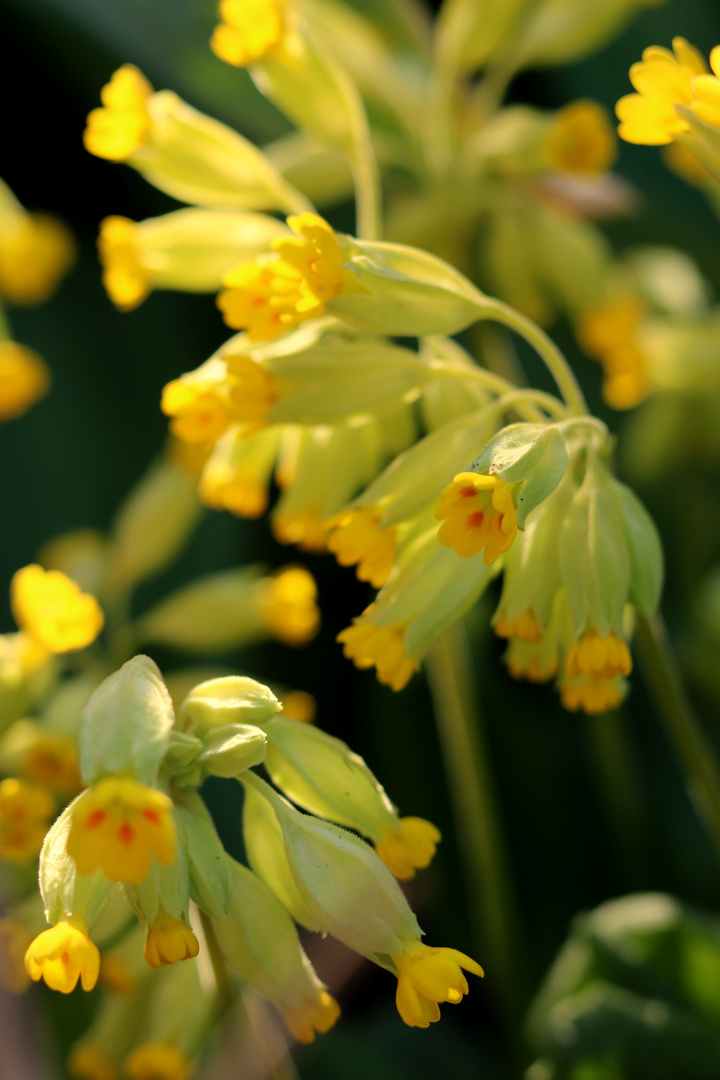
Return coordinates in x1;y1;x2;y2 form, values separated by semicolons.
176;675;280;732
197;723;267;778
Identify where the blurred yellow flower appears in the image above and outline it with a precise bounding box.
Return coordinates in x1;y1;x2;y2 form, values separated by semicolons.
0;342;50;421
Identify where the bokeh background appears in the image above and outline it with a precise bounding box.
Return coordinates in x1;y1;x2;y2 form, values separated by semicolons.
2;1;720;1077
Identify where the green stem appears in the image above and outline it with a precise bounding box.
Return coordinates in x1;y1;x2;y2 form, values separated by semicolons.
483;299;588;416
426;622;524;1030
635;614;720;860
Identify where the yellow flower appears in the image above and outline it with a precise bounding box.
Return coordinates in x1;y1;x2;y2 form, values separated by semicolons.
97;216;148;311
0;342;51;421
25;920;101;993
217;213;356;340
283;990;341;1044
494;609;542;643
161;376;232;446
565;630;632;679
326;509;397;589
211;0;289;67
375;818;441;881
272;507;331;552
124;1044;191;1080
24;731;81;795
0;917;33;993
0;213;75;305
616;38;707;145
11;564;104;654
198;425;280;519
68;1045;118;1080
337;613;415;692
278;689;317;724
225;353;288;423
257;566;320;646
435;472;517;563
391;940;483;1028
545;100;617;176
577;295;649;410
0;777;54;864
506;638;559;683
67;777;176;884
689;45;720;130
143;909;199;968
560;673;626;715
83;65;153;162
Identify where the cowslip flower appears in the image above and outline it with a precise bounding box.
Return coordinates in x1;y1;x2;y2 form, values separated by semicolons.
143;909;199;968
0;342;50;422
24;919;101;993
211;0;290;68
577;295;649;409
0;777;55;863
337;615;415;692
124;1044;192;1080
544;100;617;175
326;509;397;589
392;940;484;1028
256;566;320;646
11;564;104;654
375;819;442;881
284;991;341;1044
616;37;708;145
67;777;176;883
435;472;518;562
83;65;153;162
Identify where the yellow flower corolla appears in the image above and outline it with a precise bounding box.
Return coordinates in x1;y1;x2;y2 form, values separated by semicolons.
83;65;153;162
279;689;317;724
689;46;720;130
565;630;632;679
99;955;137;995
0;342;51;421
25;920;101;994
435;472;517;563
211;0;289;68
0;777;54;863
375;818;441;881
225;354;287;423
24;731;81;795
143;910;199;968
161;380;232;446
218;213;356;340
544;100;617;176
0;917;33;993
337;614;415;692
577;295;649;410
11;564;104;654
97;216;148;311
494;610;542;643
616;37;707;145
68;1045;117;1080
257;566;321;645
124;1044;192;1080
391;940;484;1028
0;213;74;305
506;639;559;683
326;509;397;589
560;673;625;715
283;990;341;1044
67;777;176;884
272;508;330;552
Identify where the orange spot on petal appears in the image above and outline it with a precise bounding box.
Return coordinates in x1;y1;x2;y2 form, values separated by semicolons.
459;487;477;498
117;823;135;846
467;512;485;528
86;810;106;830
142;809;160;825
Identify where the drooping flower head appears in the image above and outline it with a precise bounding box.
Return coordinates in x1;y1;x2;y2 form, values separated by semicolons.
0;343;51;422
11;564;104;654
84;65;153;162
337;614;415;692
25;920;101;994
211;0;290;68
284;990;341;1044
545;100;617;175
326;509;397;589
375;818;442;881
143;909;199;969
124;1043;192;1080
256;566;321;645
435;472;518;562
392;940;484;1028
616;38;708;145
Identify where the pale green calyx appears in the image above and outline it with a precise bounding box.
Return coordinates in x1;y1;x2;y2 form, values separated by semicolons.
39;801;112;927
470;422;569;527
176;675;281;732
174;800;231;918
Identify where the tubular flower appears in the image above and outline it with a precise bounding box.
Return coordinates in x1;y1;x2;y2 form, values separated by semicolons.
124;1044;192;1080
83;65;153;162
272;507;331;551
257;566;321;645
161;381;232;445
225;353;288;423
506;637;560;683
560;673;626;715
616;38;707;145
24;731;81;795
435;472;517;563
68;1045;118;1080
326;509;397;588
283;990;341;1044
97;216;149;311
544;100;617;175
494;609;542;643
375;818;441;881
337;613;415;692
11;564;104;654
0;213;75;305
0;918;33;993
211;0;289;68
218;214;357;340
392;940;484;1028
25;920;101;993
565;630;632;679
0;777;55;863
198;425;280;518
577;295;649;410
143;910;199;969
67;777;176;884
0;342;51;421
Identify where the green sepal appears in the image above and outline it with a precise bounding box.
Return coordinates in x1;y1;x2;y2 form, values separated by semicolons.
79;656;175;787
174;801;231;919
39;799;112;927
471;423;569;527
197;722;267;778
176;675;280;732
610;481;664;617
264;717;397;842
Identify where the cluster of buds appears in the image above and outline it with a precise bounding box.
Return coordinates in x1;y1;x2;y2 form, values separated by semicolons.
18;654;480;1077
